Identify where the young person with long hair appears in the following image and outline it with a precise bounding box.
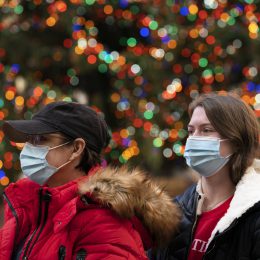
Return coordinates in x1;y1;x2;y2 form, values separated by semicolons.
151;92;260;260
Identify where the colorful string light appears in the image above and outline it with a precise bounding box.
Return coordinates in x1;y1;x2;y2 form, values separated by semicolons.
0;0;259;185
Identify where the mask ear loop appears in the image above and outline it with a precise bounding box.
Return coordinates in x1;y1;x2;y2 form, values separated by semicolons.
219;139;233;158
49;140;75;170
57;159;73;170
48;140;72;150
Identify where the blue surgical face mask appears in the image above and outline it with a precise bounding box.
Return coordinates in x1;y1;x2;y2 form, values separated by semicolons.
184;136;232;177
20;141;71;185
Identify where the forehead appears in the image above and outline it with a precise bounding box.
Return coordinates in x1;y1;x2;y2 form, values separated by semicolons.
188;106;211;126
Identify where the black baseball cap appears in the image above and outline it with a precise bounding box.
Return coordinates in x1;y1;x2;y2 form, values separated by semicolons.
3;101;111;153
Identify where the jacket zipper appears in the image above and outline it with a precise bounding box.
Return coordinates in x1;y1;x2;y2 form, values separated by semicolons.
185;194;200;260
59;245;66;260
22;189;52;259
27;190;51;257
3;192;18;224
21;188;43;259
76;249;87;260
3;192;19;238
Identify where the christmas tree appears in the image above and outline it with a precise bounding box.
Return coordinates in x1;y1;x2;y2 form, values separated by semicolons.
0;0;259;188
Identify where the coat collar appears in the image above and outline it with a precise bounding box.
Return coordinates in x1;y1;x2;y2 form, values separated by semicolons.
78;166;181;247
205;159;260;246
5;166;181;247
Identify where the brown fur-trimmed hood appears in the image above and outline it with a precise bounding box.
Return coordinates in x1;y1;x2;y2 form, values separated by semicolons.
79;166;181;247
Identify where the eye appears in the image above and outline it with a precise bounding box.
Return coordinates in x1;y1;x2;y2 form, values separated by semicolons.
27;135;48;145
187;129;194;135
202;128;215;133
37;135;48;142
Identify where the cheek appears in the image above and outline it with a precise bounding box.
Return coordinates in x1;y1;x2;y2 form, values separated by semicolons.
220;142;233;157
46;149;71;168
45;151;60;167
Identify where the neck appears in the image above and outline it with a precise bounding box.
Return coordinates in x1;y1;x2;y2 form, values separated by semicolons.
47;167;85;187
201;165;235;211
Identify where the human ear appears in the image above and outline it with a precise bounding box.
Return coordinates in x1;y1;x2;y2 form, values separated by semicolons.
69;138;86;161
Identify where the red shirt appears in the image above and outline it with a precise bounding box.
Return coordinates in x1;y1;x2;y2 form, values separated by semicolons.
188;196;233;260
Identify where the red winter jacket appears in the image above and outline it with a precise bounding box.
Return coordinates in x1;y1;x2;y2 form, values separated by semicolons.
0;167;180;260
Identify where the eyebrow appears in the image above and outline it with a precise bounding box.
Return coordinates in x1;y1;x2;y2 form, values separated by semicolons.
187;123;213;128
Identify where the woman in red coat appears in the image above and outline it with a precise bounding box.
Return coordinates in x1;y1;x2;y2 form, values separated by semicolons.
0;101;180;260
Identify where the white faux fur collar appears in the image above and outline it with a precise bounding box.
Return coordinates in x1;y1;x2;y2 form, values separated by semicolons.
204;159;260;246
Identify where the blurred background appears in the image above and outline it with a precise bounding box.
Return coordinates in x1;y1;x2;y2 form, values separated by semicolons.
0;0;259;212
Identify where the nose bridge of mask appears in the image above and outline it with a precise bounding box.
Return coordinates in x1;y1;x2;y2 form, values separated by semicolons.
185;137;220;154
20;141;72;161
21;142;49;159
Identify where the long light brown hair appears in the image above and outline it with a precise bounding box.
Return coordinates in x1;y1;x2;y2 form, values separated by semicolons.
189;92;259;184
